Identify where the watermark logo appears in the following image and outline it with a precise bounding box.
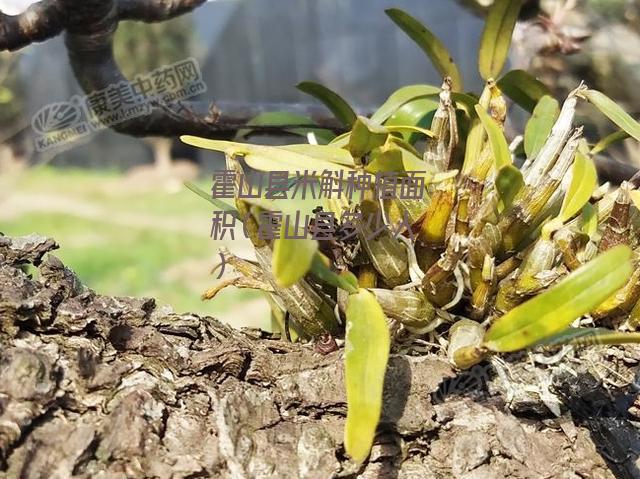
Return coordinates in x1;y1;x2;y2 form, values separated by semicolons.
32;57;207;152
32;98;91;151
32;101;82;134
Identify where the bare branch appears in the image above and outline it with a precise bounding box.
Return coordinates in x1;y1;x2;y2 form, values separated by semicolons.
118;0;207;22
0;0;637;185
0;0;64;51
0;0;345;137
0;0;208;52
64;24;343;137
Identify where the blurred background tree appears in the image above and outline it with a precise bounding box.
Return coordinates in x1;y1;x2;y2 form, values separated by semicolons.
460;0;640;168
0;51;27;174
533;0;640;167
113;15;194;172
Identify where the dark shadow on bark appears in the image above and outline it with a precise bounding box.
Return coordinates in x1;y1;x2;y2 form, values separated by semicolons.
553;371;640;479
374;356;412;479
430;362;493;405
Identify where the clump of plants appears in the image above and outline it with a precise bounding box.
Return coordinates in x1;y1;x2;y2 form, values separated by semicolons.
182;0;640;464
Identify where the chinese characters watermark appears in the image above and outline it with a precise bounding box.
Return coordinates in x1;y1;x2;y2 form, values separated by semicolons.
31;57;206;152
210;207;415;242
211;169;427;201
208;169;427;242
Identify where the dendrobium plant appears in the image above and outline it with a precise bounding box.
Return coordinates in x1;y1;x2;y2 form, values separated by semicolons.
182;0;640;463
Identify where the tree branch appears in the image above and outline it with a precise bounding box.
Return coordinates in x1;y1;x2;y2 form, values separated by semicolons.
0;0;637;183
0;0;208;52
0;0;64;52
118;0;208;22
1;0;345;138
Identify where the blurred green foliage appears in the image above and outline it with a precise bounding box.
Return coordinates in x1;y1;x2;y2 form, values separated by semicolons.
0;53;24;128
114;16;193;78
1;167;269;328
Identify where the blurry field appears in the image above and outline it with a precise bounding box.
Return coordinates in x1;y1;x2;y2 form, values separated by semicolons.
0;166;271;329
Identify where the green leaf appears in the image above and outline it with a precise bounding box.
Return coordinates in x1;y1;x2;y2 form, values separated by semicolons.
630;190;640;210
478;0;523;80
340;271;360;292
371;84;441;124
0;86;13;104
559;152;597;222
310;255;358;293
365;147;404;174
387;140;429;170
462;92;489;175
344;289;390;463
484;245;633;353
385;125;434;138
498;70;551;112
272;222;318;287
180;137;354;175
297;81;357;128
384;97;439;143
524;96;560;159
236;112;335;144
388;136;422;157
580;89;640;142
365;144;428;175
475;104;511;170
580;203;598;238
462;118;485;174
591;130;630;155
348;116;390;159
184;181;240;218
536;327;640;348
385;8;463;91
280;144;355;166
495;164;524;211
451;92;480;117
329;132;351;148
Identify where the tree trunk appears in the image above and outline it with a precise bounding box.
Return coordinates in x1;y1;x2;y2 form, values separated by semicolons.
0;144;23;177
147;137;174;172
0;234;638;479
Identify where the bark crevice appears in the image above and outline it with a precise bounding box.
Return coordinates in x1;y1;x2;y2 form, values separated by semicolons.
0;233;638;478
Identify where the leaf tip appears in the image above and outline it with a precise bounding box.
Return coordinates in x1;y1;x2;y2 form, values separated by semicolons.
345;435;373;464
180;135;197;145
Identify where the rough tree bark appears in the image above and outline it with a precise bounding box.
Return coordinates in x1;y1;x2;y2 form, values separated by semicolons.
1;234;639;479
